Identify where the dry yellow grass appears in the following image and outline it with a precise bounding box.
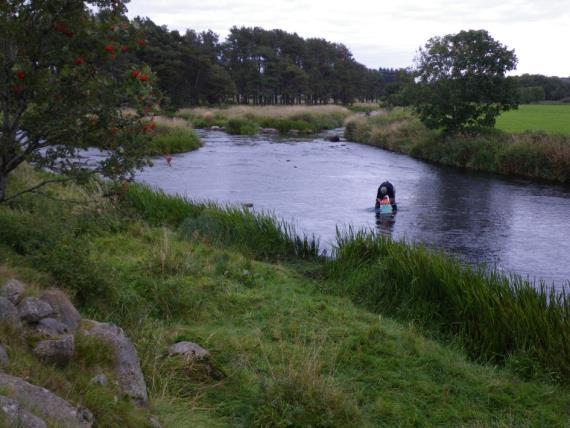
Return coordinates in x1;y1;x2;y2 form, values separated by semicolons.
178;105;350;120
152;116;193;129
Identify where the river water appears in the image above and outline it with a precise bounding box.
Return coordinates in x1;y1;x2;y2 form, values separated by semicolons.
136;130;570;289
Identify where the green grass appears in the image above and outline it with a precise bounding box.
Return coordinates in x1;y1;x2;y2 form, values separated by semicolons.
496;104;570;134
1;166;570;426
325;229;570;381
149;126;202;155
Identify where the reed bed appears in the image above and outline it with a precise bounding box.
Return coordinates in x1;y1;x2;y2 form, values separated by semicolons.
177;105;351;135
326;228;570;380
122;184;320;261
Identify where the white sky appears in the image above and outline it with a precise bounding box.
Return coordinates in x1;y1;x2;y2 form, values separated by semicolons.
126;0;570;77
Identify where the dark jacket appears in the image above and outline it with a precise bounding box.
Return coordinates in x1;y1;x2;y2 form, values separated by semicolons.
376;181;397;211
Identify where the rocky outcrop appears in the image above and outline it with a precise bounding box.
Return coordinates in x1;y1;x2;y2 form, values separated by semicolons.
82;320;148;406
0;395;47;428
0;373;93;427
0;277;150;423
40;289;81;333
0;279;25;305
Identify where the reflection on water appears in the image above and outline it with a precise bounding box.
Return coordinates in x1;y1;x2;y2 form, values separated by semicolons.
135;129;570;289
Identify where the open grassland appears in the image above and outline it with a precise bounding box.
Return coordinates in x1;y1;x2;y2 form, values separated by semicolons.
176;105;351;135
0;166;569;425
496;104;570;134
345;108;570;183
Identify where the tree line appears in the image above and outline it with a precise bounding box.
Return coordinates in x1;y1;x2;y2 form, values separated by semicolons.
134;18;398;107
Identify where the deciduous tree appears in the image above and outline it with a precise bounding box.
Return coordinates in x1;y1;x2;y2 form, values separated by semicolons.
412;30;518;134
0;0;158;202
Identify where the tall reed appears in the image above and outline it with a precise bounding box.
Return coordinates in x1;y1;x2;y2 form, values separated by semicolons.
122;184;320;261
326;228;570;380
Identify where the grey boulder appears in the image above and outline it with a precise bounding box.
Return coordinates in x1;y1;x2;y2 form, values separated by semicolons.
0;297;19;326
0;279;25;305
35;317;71;338
17;298;54;323
0;344;8;367
168;341;210;361
33;335;75;366
40;289;81;332
82;320;148;406
0;395;47;428
0;373;93;427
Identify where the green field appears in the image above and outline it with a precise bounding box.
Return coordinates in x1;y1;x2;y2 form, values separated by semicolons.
496;104;570;134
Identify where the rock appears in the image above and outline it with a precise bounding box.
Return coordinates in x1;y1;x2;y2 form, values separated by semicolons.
168;341;210;361
33;335;75;366
88;374;108;387
82;320;148;406
17;298;54;324
0;395;47;428
39;289;81;333
0;344;8;367
0;373;93;427
210;125;222;130
242;202;254;208
260;127;279;135
288;129;300;136
35;318;70;338
0;279;25;305
0;297;19;326
325;135;340;142
148;415;162;428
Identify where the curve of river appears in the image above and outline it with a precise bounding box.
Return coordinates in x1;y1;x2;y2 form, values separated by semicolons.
136;130;570;289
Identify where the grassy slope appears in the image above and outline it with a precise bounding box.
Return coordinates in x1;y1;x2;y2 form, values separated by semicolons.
3;227;569;426
0;170;569;426
496;104;570;134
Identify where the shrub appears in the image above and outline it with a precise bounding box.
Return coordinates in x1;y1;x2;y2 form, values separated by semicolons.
226;118;259;135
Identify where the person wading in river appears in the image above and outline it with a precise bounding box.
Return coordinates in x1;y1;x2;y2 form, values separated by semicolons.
376;181;397;212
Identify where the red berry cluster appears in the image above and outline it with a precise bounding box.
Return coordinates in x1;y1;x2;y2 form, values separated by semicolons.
54;22;74;37
142;121;157;133
131;70;150;83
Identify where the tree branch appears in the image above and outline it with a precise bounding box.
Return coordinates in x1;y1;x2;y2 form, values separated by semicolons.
0;177;71;203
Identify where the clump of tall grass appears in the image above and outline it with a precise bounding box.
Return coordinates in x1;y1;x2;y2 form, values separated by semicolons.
325;228;570;381
251;342;361;426
122;184;320;261
148;117;202;155
178;206;320;261
225;118;259;135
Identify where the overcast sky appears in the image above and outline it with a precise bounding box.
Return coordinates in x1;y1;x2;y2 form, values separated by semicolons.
126;0;570;77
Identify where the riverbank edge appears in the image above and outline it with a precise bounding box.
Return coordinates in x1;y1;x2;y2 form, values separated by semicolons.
344;109;570;184
1;168;569;424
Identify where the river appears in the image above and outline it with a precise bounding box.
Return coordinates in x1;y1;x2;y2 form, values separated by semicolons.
136;130;570;289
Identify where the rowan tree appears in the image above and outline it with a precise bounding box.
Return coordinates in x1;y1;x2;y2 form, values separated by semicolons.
0;0;159;202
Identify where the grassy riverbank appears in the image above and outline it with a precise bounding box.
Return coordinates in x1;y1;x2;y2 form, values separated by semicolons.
344;108;570;183
1;166;569;425
176;105;351;136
